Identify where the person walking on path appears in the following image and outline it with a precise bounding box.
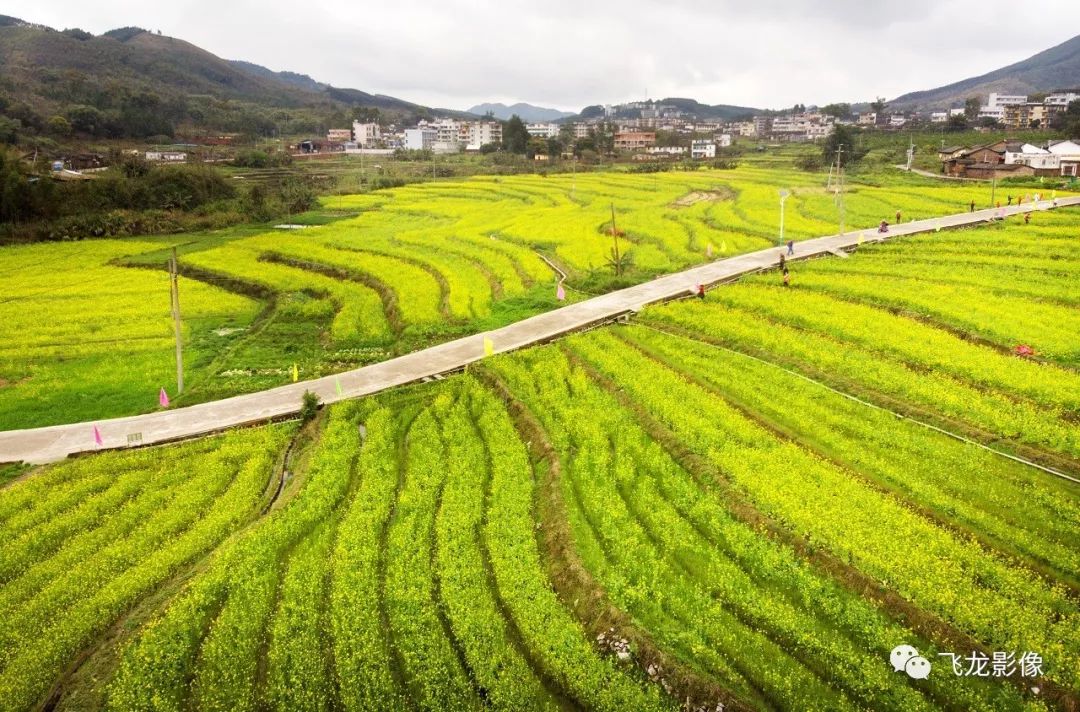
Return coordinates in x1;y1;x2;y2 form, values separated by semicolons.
969;199;976;213
778;252;786;271
1008;195;1013;206
786;239;794;256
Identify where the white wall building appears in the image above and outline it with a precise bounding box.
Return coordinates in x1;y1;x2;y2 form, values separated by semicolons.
645;146;686;156
525;123;560;139
716;133;732;147
404;127;436;151
1045;92;1080;107
352;122;381;147
464;121;503;150
979;93;1027;121
1005;143;1059;169
690;140;716;159
145;151;187;162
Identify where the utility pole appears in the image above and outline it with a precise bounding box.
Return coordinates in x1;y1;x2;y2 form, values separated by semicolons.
779;190;790;245
906;135;915;171
834;144;846;235
571;155;577;199
610;203;622;275
169;247;184;394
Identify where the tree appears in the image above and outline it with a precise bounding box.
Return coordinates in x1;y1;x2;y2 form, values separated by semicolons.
821;103;851;119
964;97;981;121
0;117;20;144
47;115;72;136
66;105;105;135
870;97;888;115
1054;99;1080;136
502;115;529;154
821;124;866;168
946;114;969;132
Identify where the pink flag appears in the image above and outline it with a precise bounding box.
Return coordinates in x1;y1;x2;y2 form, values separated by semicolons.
556;282;566;301
159;388;170;408
93;426;103;446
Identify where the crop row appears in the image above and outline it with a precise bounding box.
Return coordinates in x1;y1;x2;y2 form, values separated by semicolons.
490;344;1033;710
0;427;288;710
556;329;1080;694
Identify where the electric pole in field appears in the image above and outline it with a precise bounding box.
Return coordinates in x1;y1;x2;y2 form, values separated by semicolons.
779;189;790;246
169;247;184;394
834;144;846;235
610;202;623;275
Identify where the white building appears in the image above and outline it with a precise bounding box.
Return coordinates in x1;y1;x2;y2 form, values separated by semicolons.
404;127;437;151
1005;143;1058;169
464;121;503;151
979;92;1027;121
572;123;592;139
645;146;686;156
352;122;381;147
690;140;716;159
716;133;732;147
930;111;949;123
1045;92;1080;107
728;121;756;137
988;93;1027;107
145;151;187;162
806;124;834;140
525;123;560;139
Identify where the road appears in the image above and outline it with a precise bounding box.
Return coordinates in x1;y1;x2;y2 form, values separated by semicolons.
3;197;1077;465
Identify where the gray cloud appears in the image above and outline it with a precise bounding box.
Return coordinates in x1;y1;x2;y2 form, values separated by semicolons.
7;0;1080;111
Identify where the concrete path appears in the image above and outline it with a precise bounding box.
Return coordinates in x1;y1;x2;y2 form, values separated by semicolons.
3;197;1077;464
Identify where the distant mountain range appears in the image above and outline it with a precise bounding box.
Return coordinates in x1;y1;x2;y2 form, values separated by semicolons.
466;102;575;122
0;14;471;138
891;34;1080;109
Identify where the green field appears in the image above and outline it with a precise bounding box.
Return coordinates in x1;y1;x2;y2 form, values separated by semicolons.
2;206;1078;711
0;166;1043;430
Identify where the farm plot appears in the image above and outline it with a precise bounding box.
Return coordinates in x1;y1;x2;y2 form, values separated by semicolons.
0;168;1058;432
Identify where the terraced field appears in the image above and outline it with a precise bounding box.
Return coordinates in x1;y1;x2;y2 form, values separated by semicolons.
3;210;1078;711
0;167;1023;431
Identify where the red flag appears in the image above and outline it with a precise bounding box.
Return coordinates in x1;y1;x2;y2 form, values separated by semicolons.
159;388;170;408
93;426;103;446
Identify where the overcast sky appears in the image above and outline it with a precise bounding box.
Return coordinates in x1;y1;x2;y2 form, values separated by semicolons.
8;1;1080;111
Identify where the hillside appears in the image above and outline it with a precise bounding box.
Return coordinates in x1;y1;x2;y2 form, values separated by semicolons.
570;97;758;123
891;33;1080;109
466;102;574;122
0;16;442;139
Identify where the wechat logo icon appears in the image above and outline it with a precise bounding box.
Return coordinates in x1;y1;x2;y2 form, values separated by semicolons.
891;644;931;680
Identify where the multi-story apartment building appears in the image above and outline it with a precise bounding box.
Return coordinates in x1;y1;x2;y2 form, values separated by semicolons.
464;121;503;150
613;131;656;151
525;123;560;139
690;140;716;159
404;127;437;151
352;122;381;147
327;128;352;144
